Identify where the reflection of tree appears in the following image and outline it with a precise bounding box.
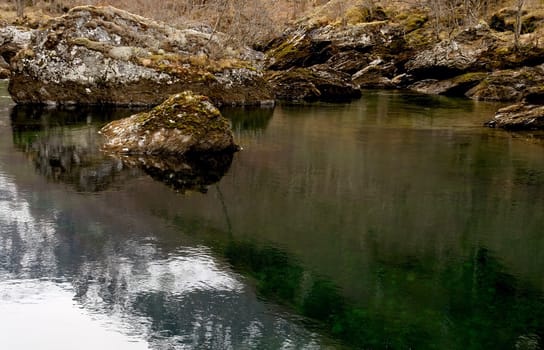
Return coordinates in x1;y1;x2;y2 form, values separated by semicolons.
221;106;274;135
221;241;544;349
10;105;139;192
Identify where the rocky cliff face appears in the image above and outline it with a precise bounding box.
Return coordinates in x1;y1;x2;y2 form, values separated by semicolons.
8;6;273;106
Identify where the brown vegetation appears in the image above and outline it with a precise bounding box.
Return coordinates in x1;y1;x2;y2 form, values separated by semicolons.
0;0;330;46
0;0;542;49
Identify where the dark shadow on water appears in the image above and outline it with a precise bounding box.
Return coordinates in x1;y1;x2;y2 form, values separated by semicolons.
367;90;477;111
9;105;234;193
10;104;143;131
221;106;274;133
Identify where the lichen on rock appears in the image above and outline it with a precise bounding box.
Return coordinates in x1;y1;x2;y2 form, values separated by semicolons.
100;91;237;155
8;5;273;106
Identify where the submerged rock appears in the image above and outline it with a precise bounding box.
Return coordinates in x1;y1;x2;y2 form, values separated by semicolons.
8;6;273;106
485;103;544;130
100;91;237;155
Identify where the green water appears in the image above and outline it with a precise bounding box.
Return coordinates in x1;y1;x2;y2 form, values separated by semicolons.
0;81;543;349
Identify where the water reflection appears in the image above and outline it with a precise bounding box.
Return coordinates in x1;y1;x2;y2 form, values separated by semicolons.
9;106;234;193
123;153;234;193
222;106;274;135
0;168;327;349
214;240;544;349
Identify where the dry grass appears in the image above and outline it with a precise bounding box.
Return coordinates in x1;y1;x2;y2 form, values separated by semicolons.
1;0;543;45
0;0;329;45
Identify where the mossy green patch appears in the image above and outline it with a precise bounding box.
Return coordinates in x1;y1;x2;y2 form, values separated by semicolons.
134;91;228;138
401;12;429;33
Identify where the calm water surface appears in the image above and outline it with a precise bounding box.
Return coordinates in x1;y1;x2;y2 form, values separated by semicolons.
0;80;543;349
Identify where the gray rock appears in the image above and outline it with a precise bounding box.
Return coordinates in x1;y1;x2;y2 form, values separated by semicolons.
8;6;273;106
0;25;32;64
405;23;495;79
352;58;397;88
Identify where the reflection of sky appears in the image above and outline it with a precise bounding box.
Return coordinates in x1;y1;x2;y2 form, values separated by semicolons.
0;168;324;349
0;280;150;350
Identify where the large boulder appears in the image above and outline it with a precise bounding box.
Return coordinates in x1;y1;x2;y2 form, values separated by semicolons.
8;6;273;106
100;91;237;155
266;20;404;74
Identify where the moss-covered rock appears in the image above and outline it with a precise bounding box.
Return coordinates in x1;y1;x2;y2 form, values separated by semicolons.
100;91;237;155
404;23;498;80
266;32;333;71
490;7;544;34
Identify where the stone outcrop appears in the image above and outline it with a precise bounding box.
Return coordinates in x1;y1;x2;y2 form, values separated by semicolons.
266;67;361;102
100;91;237;156
263;17;405;101
466;65;544;102
485;103;544;130
404;23;499;79
262;1;544;106
408;72;488;97
8;6;273;106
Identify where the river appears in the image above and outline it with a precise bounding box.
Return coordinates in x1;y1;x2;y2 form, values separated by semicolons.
0;80;543;349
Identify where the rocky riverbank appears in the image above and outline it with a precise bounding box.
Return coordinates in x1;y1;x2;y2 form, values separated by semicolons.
2;2;544;129
4;5;273;106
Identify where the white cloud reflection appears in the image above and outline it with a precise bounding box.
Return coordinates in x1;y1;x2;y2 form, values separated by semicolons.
0;169;323;349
